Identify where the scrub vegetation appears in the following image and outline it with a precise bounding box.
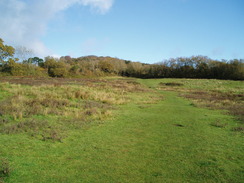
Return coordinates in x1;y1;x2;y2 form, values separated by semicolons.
0;78;150;142
1;38;243;80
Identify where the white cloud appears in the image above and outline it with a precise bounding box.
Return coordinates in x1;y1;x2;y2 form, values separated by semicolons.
80;0;114;13
0;0;114;57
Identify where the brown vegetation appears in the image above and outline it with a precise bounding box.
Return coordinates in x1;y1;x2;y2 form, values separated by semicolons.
0;78;148;141
159;82;184;86
182;91;244;123
158;80;244;126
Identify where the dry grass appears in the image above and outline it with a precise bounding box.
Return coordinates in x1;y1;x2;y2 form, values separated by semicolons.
181;91;244;123
0;77;149;141
1;119;47;134
137;94;164;105
0;77;101;86
158;79;244;125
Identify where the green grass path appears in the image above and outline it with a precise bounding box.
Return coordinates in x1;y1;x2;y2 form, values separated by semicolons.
2;80;243;182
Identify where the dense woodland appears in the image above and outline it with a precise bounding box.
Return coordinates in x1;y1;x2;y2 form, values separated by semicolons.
1;38;243;80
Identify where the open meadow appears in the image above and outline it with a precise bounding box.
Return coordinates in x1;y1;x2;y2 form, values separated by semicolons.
0;77;243;183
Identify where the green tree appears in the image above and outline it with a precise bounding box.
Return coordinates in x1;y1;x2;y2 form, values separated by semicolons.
0;38;16;66
98;60;114;73
44;57;68;77
24;57;44;66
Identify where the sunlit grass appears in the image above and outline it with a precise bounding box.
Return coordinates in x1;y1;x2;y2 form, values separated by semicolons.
0;77;243;183
148;78;244;124
0;79;150;144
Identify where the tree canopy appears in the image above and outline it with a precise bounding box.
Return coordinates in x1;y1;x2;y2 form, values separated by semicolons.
0;38;15;64
0;38;243;80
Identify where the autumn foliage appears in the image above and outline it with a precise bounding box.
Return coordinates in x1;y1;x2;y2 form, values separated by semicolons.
0;38;243;80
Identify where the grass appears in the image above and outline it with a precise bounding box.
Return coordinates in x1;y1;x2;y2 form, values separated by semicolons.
0;77;243;182
155;78;244;124
0;158;11;183
0;78;150;142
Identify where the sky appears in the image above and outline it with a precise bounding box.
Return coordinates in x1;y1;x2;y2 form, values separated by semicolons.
0;0;244;63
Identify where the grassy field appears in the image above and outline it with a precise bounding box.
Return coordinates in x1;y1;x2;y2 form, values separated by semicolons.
0;77;243;183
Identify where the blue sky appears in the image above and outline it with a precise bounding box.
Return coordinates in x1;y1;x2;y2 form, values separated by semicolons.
0;0;243;63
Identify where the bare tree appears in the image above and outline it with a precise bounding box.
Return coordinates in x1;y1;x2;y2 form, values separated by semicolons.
14;46;34;62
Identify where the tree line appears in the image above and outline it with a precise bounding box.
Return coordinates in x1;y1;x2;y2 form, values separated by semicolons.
1;38;243;80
